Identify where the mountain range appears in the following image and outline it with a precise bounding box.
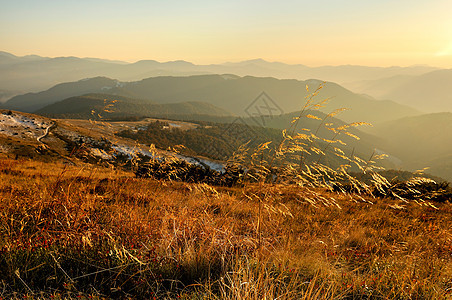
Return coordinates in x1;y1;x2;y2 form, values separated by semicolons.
2;51;448;112
3;75;420;124
1;51;451;181
1;51;437;89
368;112;452;181
36;93;231;119
348;69;452;112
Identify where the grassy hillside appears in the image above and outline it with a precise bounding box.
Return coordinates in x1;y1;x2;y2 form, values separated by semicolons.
36;93;231;119
34;93;382;168
156;110;383;163
117;120;283;161
115;110;387;171
0;156;450;298
4;75;420;123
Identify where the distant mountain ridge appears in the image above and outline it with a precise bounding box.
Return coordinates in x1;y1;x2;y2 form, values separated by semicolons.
343;69;452;113
0;51;438;94
4;75;420;124
4;77;119;112
368;112;452;181
379;69;452;112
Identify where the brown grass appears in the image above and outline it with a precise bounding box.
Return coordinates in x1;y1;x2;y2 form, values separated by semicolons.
0;155;451;299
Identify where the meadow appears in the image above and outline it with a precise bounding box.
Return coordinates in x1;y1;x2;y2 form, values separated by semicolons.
0;155;451;299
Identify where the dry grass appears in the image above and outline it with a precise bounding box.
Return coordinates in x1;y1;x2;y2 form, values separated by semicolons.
0;155;451;299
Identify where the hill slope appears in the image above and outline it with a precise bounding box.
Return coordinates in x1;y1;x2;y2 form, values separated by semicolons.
4;77;119;112
369;112;452;180
381;69;452;112
346;69;452;113
36;93;231;119
5;75;420;124
0;155;450;298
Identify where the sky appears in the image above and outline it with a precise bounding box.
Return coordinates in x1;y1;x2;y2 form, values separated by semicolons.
1;0;452;67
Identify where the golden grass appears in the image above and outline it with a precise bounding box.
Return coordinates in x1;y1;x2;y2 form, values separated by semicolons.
0;155;451;299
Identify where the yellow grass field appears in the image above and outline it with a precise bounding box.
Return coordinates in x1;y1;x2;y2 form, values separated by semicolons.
0;155;451;299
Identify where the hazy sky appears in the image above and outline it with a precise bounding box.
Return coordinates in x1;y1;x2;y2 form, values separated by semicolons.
2;0;452;67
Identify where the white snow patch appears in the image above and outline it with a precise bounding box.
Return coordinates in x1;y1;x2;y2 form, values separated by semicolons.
110;143;224;172
175;154;225;172
112;144;157;159
0;112;50;138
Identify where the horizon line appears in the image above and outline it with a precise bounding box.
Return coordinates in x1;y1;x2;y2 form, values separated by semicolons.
1;50;446;70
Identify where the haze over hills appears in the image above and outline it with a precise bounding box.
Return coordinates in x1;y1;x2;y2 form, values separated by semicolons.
3;75;420;124
344;69;452;113
36;93;232;119
368;112;452;181
2;77;120;112
378;69;452;112
0;51;438;98
5;51;451;114
343;75;416;100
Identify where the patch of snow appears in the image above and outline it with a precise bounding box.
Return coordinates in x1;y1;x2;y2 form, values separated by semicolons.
0;112;49;138
169;123;181;128
112;144;157;159
101;86;112;91
175;154;225;173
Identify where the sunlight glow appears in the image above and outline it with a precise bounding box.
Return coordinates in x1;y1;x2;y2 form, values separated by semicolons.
1;0;452;67
436;42;452;57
